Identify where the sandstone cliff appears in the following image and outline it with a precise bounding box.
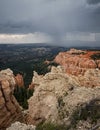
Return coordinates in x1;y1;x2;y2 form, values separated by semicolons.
55;48;100;76
28;66;100;129
15;74;24;87
0;69;24;130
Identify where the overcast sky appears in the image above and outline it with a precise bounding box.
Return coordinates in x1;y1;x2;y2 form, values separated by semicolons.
0;0;100;46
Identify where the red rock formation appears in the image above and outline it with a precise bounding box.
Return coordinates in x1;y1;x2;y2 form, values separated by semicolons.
15;74;24;87
55;49;100;76
0;69;24;130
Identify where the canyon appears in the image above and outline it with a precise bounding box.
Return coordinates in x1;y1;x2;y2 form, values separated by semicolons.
0;49;100;130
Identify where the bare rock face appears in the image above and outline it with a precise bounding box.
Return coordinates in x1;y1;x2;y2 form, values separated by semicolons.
15;74;24;87
28;66;100;128
6;122;36;130
0;69;24;130
55;49;100;76
75;69;100;87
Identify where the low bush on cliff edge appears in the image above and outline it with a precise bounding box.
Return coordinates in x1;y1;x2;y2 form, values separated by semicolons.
91;53;100;60
36;122;66;130
69;98;100;129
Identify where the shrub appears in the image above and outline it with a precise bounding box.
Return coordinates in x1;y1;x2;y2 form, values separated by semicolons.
36;122;67;130
70;98;100;128
91;53;100;60
14;86;34;109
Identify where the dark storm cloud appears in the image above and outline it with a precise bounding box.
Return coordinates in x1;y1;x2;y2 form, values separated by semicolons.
0;22;35;34
87;0;100;5
0;0;100;44
0;0;87;33
86;0;100;33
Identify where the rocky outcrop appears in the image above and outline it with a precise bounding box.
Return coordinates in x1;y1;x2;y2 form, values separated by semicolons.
55;49;100;76
0;48;100;130
28;66;100;129
75;69;100;87
0;69;24;130
6;122;36;130
15;74;24;87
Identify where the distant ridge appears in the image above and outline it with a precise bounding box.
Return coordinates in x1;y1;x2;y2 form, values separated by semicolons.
0;43;100;50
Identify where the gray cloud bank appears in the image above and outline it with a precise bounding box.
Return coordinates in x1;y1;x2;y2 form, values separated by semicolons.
87;0;100;5
0;0;100;46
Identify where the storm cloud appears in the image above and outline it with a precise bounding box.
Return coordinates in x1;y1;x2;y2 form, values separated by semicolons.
87;0;100;5
0;0;100;45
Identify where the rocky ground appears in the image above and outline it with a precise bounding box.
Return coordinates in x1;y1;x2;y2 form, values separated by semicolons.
6;122;36;130
28;66;100;129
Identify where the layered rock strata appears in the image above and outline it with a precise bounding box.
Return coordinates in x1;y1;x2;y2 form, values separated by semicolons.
0;69;24;130
55;48;100;76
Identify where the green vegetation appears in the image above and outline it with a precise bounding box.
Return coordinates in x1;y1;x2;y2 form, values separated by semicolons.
57;96;68;120
0;44;65;87
0;44;65;109
63;91;68;97
69;98;100;129
91;53;100;60
36;122;67;130
48;62;59;67
72;52;85;55
14;86;34;109
58;96;65;107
